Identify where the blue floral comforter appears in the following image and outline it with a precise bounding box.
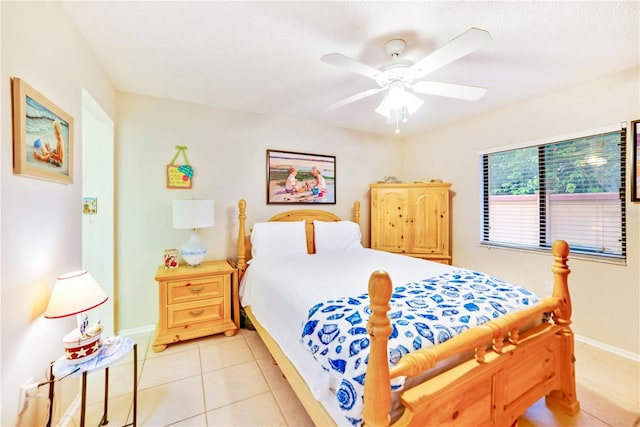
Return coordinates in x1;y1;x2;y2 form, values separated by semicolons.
300;269;540;426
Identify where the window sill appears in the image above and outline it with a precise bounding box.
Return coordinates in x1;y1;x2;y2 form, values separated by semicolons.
479;242;627;266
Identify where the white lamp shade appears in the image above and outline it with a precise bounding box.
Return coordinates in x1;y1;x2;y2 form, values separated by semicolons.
44;270;108;319
173;199;215;229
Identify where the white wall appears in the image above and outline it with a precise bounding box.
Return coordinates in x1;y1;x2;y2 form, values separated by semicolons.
402;67;640;355
82;89;115;336
115;93;400;331
1;2;116;425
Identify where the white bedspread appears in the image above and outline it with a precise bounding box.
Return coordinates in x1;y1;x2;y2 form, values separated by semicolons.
239;248;455;425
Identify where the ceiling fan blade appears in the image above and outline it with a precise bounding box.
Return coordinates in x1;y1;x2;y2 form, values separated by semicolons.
321;53;389;82
412;81;487;101
405;27;491;83
324;87;385;111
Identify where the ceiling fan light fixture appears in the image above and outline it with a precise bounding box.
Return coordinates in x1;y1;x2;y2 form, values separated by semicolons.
375;88;424;122
386;81;406;110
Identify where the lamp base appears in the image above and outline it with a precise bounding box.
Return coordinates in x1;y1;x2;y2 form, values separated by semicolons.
181;229;207;266
62;323;103;364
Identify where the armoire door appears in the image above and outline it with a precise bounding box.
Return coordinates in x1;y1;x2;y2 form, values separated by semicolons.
408;187;446;256
371;187;409;253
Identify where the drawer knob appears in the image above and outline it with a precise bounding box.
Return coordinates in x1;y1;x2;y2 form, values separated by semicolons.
189;309;205;317
188;286;204;294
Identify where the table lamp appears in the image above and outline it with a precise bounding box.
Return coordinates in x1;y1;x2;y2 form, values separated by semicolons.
173;199;214;266
44;270;108;364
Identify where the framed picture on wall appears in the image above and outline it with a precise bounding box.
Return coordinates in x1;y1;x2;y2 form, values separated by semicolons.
266;149;336;204
632;119;640;202
11;78;74;184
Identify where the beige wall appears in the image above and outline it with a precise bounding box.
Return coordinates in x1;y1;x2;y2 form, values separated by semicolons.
402;67;640;355
114;93;400;331
1;2;116;425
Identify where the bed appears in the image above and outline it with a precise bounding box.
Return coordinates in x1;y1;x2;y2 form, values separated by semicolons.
235;199;579;426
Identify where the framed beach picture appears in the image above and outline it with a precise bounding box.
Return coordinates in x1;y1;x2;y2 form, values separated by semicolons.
632;119;640;202
267;149;336;204
11;78;74;184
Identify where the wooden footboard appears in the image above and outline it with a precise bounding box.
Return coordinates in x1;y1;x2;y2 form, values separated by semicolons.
236;199;579;426
365;240;579;426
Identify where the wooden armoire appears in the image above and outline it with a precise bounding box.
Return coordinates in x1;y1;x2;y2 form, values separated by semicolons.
370;182;452;264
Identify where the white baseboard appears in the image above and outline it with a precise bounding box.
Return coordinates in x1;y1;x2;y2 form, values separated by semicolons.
575;334;640;363
117;324;155;336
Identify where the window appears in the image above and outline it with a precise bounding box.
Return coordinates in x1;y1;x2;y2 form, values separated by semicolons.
480;124;626;261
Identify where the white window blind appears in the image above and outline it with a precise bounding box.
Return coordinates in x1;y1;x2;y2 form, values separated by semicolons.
480;125;626;260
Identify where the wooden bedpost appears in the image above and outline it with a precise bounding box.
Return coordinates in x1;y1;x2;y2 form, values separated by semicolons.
550;240;572;329
364;270;393;427
546;239;580;415
354;200;361;225
237;199;247;278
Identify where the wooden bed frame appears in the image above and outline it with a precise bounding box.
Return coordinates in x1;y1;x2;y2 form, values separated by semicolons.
235;199;579;426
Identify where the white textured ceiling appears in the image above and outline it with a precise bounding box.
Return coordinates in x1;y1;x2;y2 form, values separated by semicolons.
62;1;640;138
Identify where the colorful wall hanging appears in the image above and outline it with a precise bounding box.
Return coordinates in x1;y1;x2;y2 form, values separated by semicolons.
82;197;97;214
166;145;194;189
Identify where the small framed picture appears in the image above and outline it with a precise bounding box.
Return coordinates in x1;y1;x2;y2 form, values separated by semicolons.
83;197;97;215
11;78;74;184
632;120;640;202
266;149;336;204
163;249;179;269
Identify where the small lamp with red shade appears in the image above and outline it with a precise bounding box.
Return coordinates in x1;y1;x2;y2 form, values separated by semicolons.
44;270;108;364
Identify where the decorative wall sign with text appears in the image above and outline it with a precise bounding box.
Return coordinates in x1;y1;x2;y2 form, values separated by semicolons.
166;145;194;189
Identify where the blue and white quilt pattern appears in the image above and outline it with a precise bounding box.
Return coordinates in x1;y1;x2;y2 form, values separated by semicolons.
300;269;540;426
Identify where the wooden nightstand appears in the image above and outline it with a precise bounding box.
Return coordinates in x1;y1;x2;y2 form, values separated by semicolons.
152;260;238;352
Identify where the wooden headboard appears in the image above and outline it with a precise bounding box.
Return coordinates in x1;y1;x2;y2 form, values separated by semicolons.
236;199;361;278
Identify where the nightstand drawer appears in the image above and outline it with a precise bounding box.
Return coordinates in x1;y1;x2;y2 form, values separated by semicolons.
167;298;224;328
167;275;227;304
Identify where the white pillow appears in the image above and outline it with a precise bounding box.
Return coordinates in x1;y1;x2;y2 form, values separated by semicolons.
313;220;363;253
251;220;308;259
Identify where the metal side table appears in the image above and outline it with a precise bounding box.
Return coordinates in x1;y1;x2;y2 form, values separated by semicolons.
52;336;137;426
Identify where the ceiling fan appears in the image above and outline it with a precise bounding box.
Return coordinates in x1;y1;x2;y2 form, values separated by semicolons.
321;27;491;130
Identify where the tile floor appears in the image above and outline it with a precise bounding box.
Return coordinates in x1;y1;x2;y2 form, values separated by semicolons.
71;329;639;427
